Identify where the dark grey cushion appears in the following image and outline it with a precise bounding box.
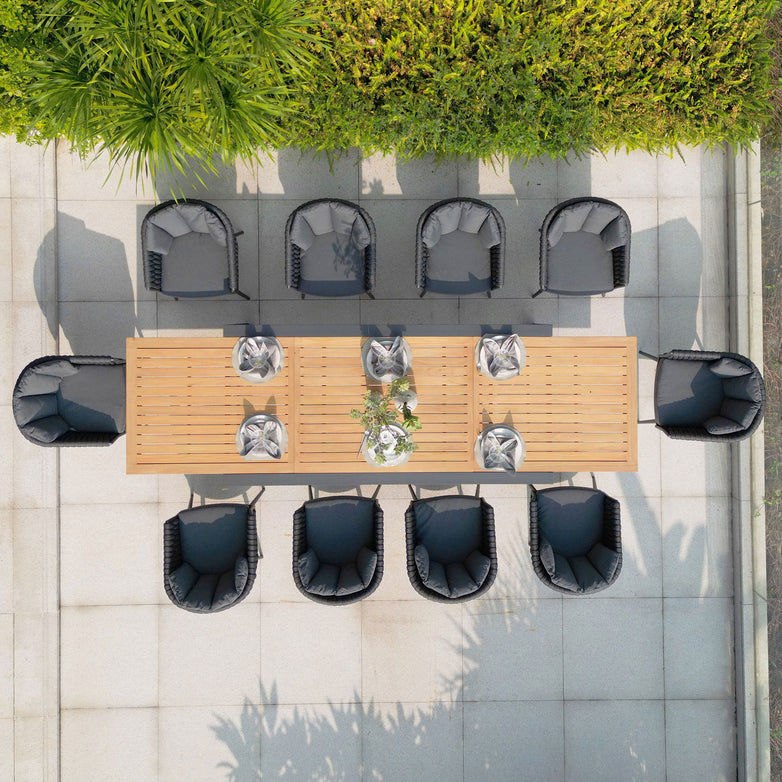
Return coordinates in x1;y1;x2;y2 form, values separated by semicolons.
185;574;220;610
356;546;378;586
57;364;126;433
290;213;316;250
720;397;759;429
23;414;70;443
414;543;430;580
464;550;491;587
704;416;745;436
570;555;606;593
234;557;249;593
582;203;621;234
457;202;492;233
423;560;450;597
654;358;723;427
546;232;614;295
600;216;629;250
547;202;595;246
304;498;374;566
550;554;578;591
178;504;248;574
413;496;483;564
587;542;620;582
539;535;556;576
536;488;605;557
298;548;320;587
14;394;58;426
446;562;479;598
212;570;241;610
297;201;335;235
15;360;78;397
723;373;763;404
709;357;751;378
299;232;366;296
336;564;365;596
161;232;229;296
168;562;199;602
145;223;174;255
425;232;492;294
477;214;502;248
149;203;227;245
307;563;340;596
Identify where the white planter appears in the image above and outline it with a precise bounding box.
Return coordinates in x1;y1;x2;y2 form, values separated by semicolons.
360;424;414;467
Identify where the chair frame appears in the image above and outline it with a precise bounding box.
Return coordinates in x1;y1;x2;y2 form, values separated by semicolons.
141;198;249;300
163;488;264;613
285;198;377;299
12;355;126;447
534;196;630;298
639;349;766;441
291;485;384;605
404;484;498;603
415;197;506;298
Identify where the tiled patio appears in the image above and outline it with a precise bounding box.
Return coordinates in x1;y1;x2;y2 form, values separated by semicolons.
0;138;762;780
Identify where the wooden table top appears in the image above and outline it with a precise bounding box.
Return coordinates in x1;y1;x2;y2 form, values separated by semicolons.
125;336;637;475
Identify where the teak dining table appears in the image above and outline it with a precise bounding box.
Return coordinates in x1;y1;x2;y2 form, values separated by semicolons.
125;334;637;482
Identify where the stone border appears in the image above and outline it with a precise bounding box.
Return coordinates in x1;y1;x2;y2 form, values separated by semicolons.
727;141;770;782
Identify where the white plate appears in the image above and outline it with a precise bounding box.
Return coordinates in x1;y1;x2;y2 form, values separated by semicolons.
474;424;525;471
475;334;526;380
231;336;285;383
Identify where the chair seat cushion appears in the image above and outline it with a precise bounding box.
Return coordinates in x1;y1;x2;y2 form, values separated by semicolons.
545;232;614;295
704;416;745;436
161;232;229;297
304;497;375;565
183;573;220;610
587;542;620;582
535;487;605;557
425;232;491;294
14;393;58;426
168;562;199;602
20;414;70;443
709;357;752;378
299;232;366;296
654;358;723;427
413;496;483;564
307;563;340;596
57;363;126;434
297;548;320;587
178;504;248;574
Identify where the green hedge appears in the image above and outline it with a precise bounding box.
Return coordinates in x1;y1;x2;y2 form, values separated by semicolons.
289;0;776;159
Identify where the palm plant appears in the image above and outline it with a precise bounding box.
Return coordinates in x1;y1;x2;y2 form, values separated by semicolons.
29;0;320;184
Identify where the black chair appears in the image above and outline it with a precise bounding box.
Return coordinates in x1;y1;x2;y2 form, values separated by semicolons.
285;199;376;298
640;349;765;441
292;487;383;604
416;198;505;296
12;355;126;447
163;489;263;613
529;476;622;595
141;198;249;300
535;196;630;297
405;485;497;602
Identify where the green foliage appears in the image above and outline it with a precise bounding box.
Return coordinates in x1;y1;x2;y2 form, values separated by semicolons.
29;0;320;181
289;0;776;159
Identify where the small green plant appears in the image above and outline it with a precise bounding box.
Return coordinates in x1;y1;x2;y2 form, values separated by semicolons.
349;378;421;463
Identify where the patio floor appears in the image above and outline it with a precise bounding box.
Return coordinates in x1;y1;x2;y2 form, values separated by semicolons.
0;138;754;780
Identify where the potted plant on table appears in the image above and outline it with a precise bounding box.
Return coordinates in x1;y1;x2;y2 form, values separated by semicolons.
350;379;422;466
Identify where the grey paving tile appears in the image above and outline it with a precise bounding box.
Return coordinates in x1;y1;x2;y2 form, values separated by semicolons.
12;433;58;511
362;601;463;703
56;146;155;200
359;297;460;326
159;604;260;707
158;473;268;506
261;602;362;704
258;147;360;200
11;196;56;304
458;295;559;329
255;296;358;326
160;703;259;782
11;143;55;200
255;501;303;603
0;718;11;781
12;301;58;381
659;437;730;498
59;441;158;505
663;597;733;699
156;298;260;336
463;700;564;781
586;149;660;199
458;155;558;199
658;146;707;198
661;496;732;598
665;699;736;782
361;153;457;198
0;510;10;611
363;701;464;782
0;614;11;717
13;611;58;717
258;198;300;302
0;309;15;403
208;197;261;300
0;201;11;301
564;700;665;782
57;201;149;302
463;598;563;700
12;509;58;613
658;295;728;354
61;708;158;782
606;196;659;298
563;598;663;699
0;135;10;198
14;715;58;782
60;503;161;606
60;606;159;708
701;145;728;198
59;300;157;357
557;153;592;198
154;155;258;201
261;703;362;779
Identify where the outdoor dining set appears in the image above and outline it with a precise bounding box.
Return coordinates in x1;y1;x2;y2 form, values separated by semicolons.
10;194;767;611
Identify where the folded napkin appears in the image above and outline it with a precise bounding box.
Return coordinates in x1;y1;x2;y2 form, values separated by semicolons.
482;431;518;471
370;337;406;379
481;335;521;379
240;339;279;378
240;420;282;459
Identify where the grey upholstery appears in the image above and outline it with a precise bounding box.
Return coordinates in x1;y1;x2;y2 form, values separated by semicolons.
12;355;126;447
651;350;765;441
405;494;497;602
537;197;630;296
286;199;376;297
142;199;247;299
292;495;384;604
163;499;260;613
529;485;622;594
416;199;505;296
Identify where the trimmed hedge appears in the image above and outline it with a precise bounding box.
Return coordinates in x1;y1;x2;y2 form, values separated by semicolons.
289;0;776;159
